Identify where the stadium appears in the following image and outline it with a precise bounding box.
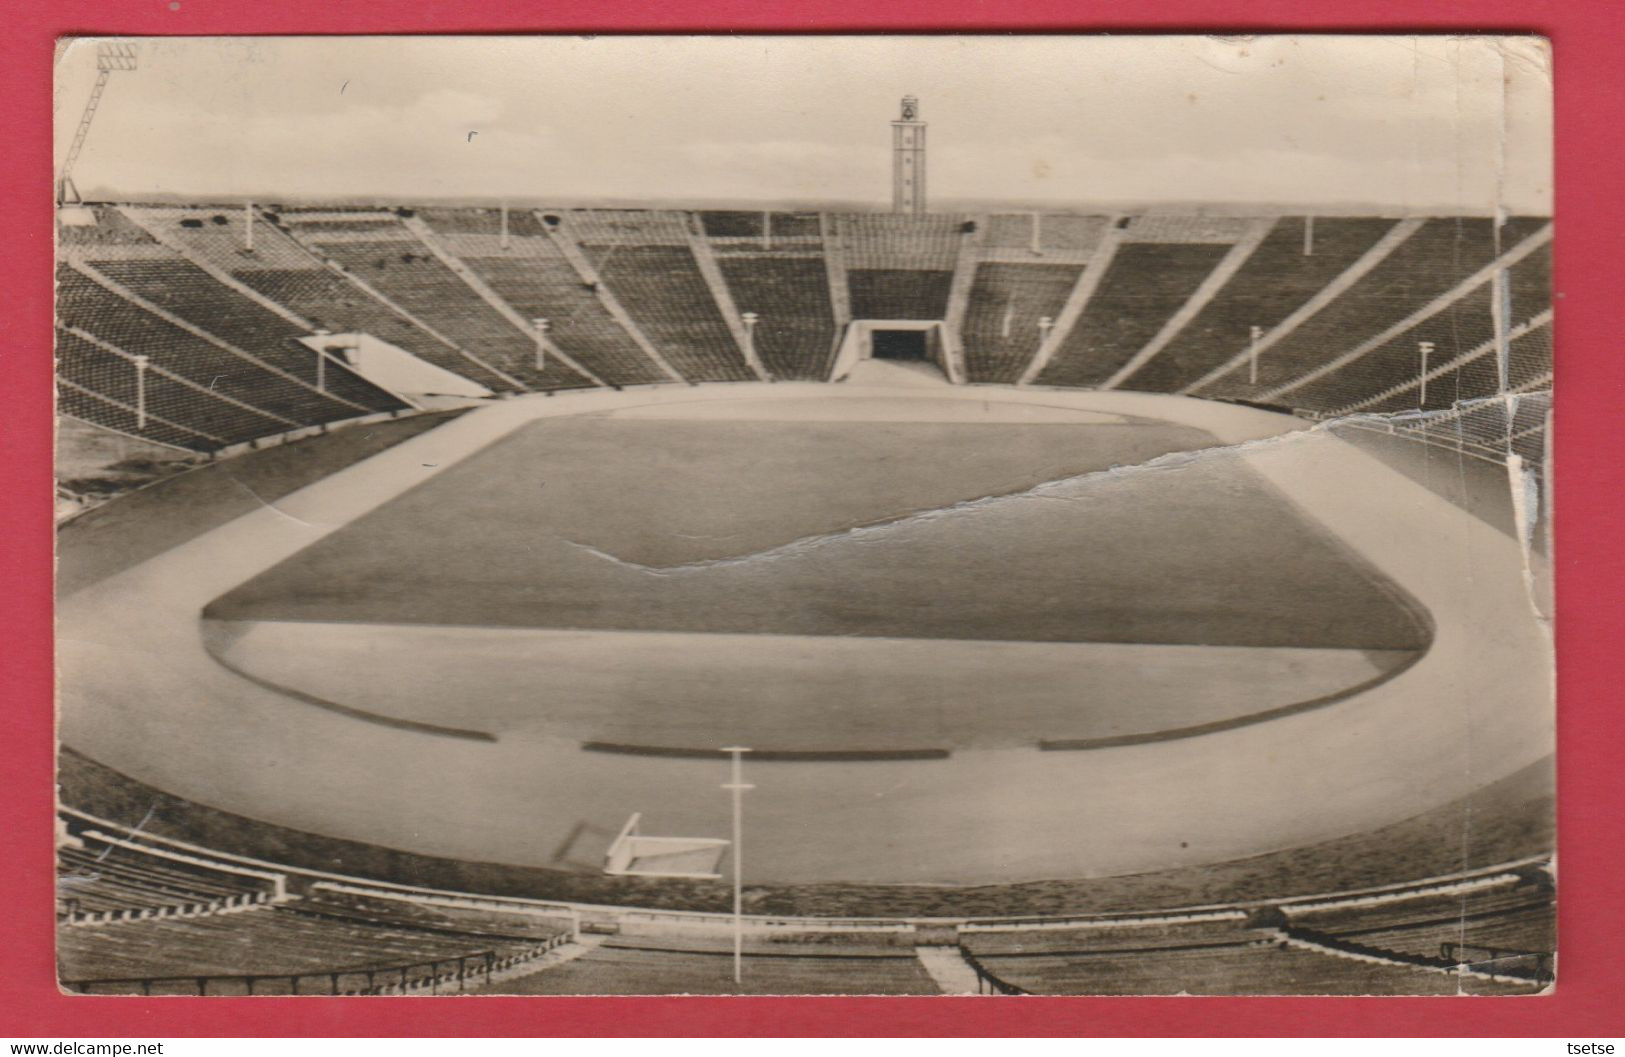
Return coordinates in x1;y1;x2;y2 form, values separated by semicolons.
55;39;1554;996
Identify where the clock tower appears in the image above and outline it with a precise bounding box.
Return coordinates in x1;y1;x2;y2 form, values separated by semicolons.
891;95;927;214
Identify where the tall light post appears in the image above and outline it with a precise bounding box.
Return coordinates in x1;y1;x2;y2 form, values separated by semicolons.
244;201;255;252
720;746;753;985
131;354;150;430
532;318;550;371
1248;325;1265;385
58;42;138;205
740;312;760;370
1037;316;1054;349
1417;340;1436;407
312;329;331;392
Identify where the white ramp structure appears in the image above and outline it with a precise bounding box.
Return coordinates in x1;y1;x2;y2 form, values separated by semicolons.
603;813;729;880
297;332;493;401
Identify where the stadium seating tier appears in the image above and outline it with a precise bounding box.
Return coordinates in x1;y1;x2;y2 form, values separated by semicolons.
717;257;838;380
1036;242;1231;387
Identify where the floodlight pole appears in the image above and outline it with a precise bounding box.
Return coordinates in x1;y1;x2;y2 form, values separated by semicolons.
533;318;550;371
313;329;331;392
244;202;255;252
721;746;753;985
740;313;759;370
131;354;150;430
1418;340;1436;407
59;43;138;206
1037;316;1054;349
1248;325;1264;385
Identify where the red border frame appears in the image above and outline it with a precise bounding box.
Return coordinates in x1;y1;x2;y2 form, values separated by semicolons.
6;0;1620;1037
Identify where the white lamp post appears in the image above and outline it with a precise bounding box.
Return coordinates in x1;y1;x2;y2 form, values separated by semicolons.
720;746;753;986
131;354;150;430
312;329;331;392
533;318;550;371
741;312;759;367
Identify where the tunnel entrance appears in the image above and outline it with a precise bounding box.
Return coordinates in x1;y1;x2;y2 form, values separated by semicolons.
871;329;930;361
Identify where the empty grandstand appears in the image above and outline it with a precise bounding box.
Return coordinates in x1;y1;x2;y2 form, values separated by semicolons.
55;808;1552;995
56;197;1553;997
37;25;1569;1009
57;206;1552;444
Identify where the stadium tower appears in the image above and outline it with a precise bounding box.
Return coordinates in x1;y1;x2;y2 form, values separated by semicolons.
891;95;926;214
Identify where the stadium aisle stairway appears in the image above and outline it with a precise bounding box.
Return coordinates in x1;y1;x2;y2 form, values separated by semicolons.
296;225;594;392
712;255;838;380
1118;217;1397;394
119;206;523;394
421;211;673;387
1195;217;1532;402
580;242;758;382
960;262;1083;383
56;267;387;431
81;257;406;413
1035;242;1232;387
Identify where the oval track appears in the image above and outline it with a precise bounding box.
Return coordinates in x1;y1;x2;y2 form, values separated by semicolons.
57;384;1553;885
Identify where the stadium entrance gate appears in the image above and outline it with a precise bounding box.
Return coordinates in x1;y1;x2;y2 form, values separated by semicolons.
871;329;929;360
830;319;965;383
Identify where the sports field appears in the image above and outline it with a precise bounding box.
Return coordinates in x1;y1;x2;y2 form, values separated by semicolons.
209;405;1426;648
198;395;1427;752
56;386;1550;884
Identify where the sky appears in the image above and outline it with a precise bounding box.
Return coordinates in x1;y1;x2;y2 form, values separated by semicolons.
53;35;1553;213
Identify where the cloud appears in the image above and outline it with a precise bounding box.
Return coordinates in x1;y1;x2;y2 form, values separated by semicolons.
57;35;1551;212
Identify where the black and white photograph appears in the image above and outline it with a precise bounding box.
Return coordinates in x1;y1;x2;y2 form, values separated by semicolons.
53;34;1554;997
